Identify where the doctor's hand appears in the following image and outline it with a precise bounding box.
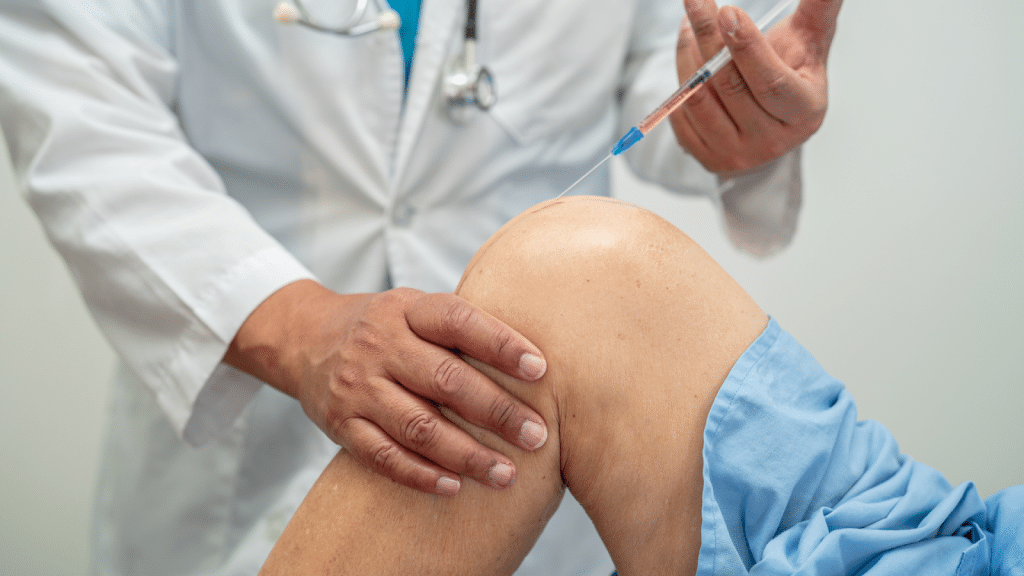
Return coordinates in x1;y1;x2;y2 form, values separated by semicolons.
224;280;549;496
672;0;842;174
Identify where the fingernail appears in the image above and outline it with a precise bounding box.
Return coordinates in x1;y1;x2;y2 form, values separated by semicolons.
519;420;548;450
721;7;741;38
488;462;515;488
519;353;546;380
436;476;461;496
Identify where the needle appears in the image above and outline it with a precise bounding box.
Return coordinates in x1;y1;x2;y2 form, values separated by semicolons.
555;153;612;199
552;0;797;199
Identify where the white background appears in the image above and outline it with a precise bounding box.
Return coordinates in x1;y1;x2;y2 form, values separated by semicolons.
2;0;1023;573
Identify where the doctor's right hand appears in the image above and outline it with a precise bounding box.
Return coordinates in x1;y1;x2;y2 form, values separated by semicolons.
224;279;549;496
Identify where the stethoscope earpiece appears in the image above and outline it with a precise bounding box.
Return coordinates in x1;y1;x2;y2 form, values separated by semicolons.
273;0;400;35
272;2;302;25
375;9;401;31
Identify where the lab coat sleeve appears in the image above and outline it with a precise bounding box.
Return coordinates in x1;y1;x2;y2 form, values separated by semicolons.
617;0;802;258
0;1;316;445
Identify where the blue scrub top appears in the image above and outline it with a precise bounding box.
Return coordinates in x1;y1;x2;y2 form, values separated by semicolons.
389;0;421;85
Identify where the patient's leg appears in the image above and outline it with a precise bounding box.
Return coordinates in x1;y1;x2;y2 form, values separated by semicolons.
259;196;767;575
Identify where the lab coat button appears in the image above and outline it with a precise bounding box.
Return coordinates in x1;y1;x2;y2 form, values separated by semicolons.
391;202;416;227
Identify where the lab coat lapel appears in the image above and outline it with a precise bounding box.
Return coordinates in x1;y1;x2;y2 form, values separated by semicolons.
391;0;462;192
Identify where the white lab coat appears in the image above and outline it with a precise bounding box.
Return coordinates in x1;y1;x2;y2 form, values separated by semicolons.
0;0;800;574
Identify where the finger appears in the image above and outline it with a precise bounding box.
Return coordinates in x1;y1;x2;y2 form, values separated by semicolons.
390;339;548;452
683;89;766;173
668;102;713;161
676;7;706;77
678;75;742;144
718;6;825;125
360;386;521;489
340;416;465;496
674;9;743;165
407;292;546;381
791;0;843;60
683;0;725;62
676;1;734;143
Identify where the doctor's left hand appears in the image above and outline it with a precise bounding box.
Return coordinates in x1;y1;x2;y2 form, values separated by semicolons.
672;0;843;173
224;280;549;497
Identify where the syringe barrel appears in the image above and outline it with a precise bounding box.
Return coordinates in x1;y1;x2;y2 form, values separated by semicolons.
636;70;709;134
628;0;796;141
635;44;733;135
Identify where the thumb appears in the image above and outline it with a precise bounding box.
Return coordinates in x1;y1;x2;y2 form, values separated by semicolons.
791;0;844;61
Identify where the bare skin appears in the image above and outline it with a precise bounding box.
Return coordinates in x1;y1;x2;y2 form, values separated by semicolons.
674;0;843;173
224;0;843;499
224;283;550;495
259;196;768;575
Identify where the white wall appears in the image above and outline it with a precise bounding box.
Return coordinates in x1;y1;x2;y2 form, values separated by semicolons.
0;137;116;571
616;0;1024;496
1;0;1022;574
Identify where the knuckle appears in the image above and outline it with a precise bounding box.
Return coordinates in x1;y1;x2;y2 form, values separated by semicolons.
388;286;421;304
329;361;365;397
689;14;718;39
322;405;344;427
439;299;476;337
718;70;750;98
755;73;789;105
459;447;493;476
346;315;385;355
402;409;442;450
369;441;403;475
677;20;696;51
374;287;420;321
412;290;445;312
489;328;516;360
488;396;519;430
322;408;354;444
682;87;711;108
433;356;468;397
363;291;391;316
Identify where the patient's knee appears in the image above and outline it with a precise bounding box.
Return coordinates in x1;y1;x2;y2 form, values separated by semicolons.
455;196;766;516
457;196;701;307
462;196;688;276
454;193;765;414
456;196;743;339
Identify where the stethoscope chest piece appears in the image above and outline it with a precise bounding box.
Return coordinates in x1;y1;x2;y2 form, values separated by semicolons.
442;38;496;123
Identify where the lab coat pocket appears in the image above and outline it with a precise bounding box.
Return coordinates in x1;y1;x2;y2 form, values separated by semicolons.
480;0;636;145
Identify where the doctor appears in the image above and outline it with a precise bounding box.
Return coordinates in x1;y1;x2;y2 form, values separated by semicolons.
0;0;840;574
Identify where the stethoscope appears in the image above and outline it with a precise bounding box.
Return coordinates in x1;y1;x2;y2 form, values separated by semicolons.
273;0;496;121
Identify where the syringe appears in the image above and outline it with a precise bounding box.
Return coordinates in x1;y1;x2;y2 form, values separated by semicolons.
557;0;797;198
